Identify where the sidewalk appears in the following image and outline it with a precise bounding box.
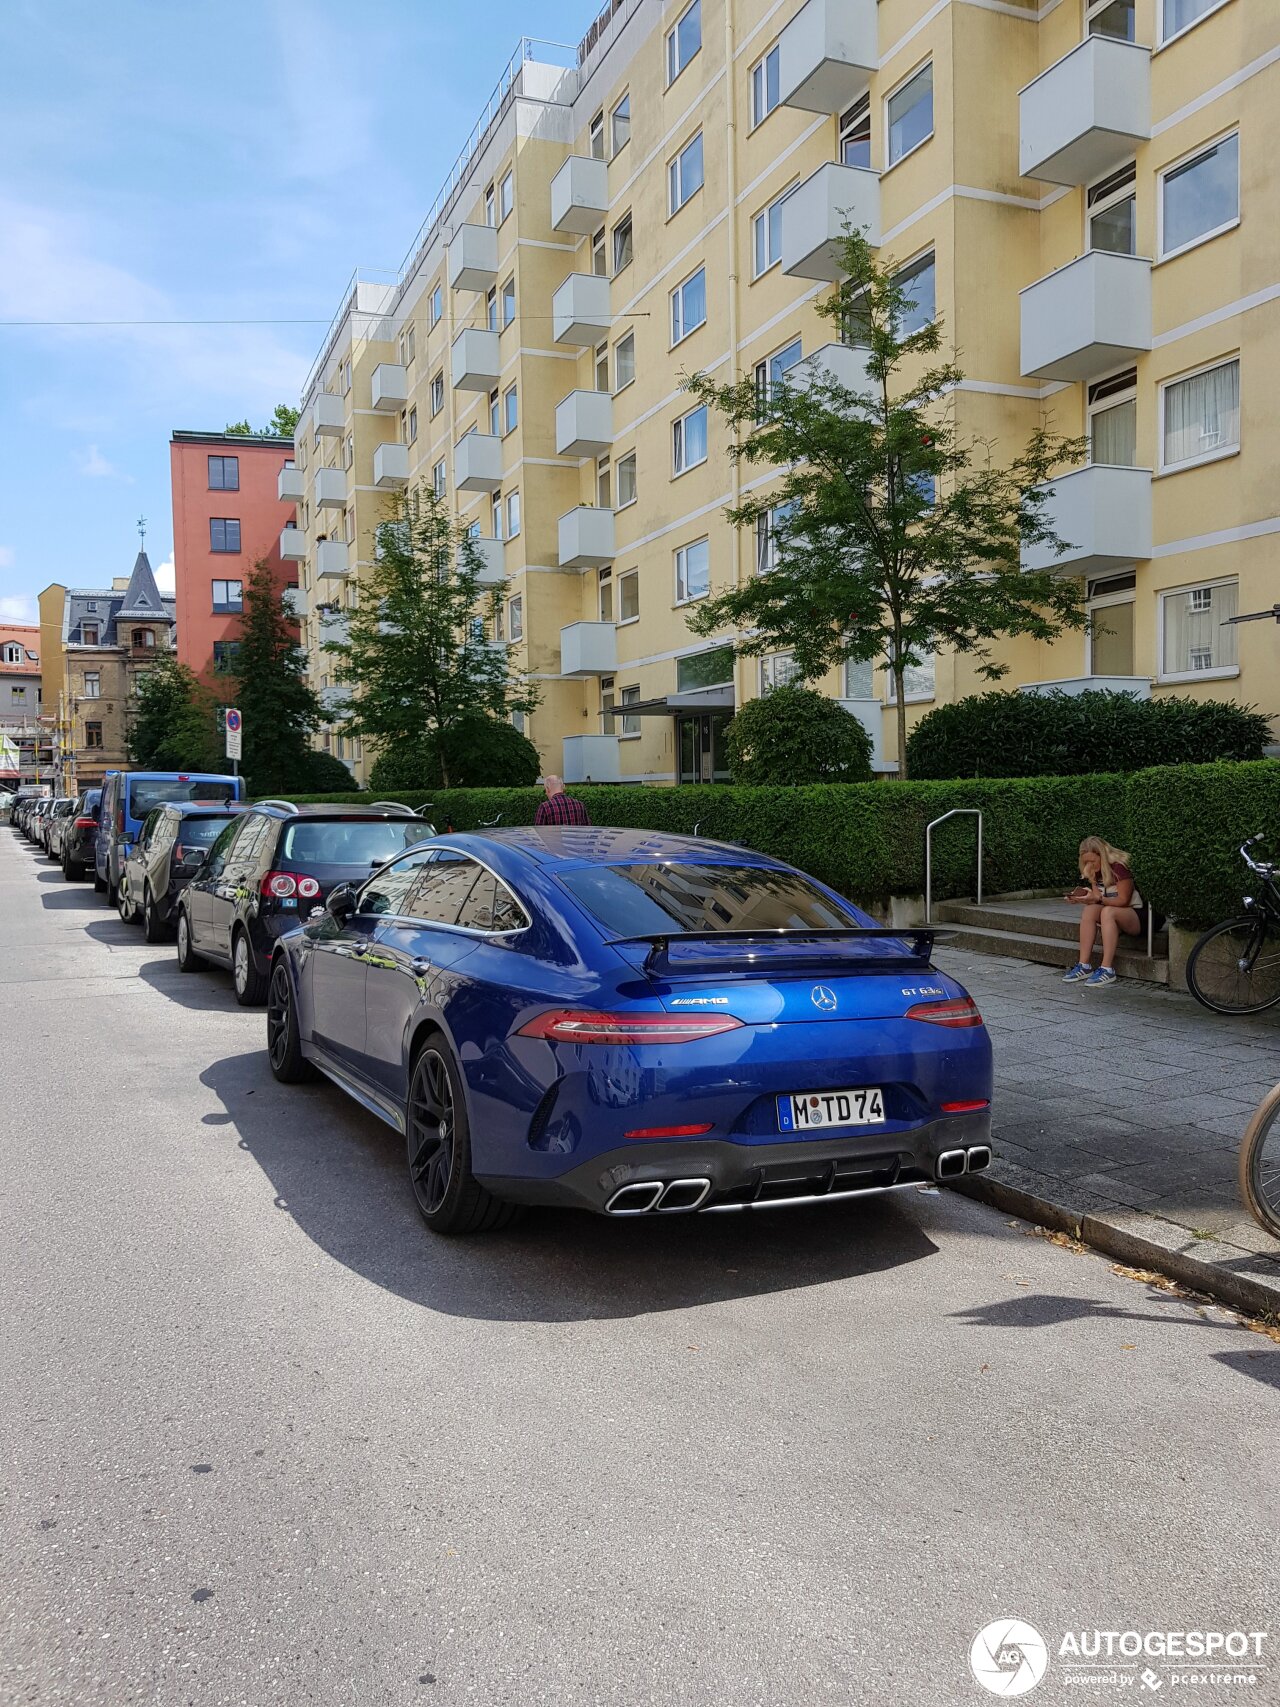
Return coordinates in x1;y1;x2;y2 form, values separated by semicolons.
933;946;1280;1317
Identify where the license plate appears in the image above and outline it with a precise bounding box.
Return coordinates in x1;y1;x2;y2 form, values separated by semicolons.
777;1087;886;1132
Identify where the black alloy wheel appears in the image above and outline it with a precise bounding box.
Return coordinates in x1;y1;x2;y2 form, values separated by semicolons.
405;1042;517;1235
267;961;317;1083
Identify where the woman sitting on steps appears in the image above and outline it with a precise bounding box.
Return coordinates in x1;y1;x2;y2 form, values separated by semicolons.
1062;836;1145;989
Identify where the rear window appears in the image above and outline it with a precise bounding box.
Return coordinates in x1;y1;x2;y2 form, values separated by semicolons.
561;863;860;937
280;818;432;866
129;778;236;817
175;814;238;847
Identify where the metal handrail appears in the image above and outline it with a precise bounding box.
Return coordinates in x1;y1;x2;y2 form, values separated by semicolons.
925;810;983;924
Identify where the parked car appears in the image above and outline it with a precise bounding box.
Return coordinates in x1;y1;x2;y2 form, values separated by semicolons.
264;827;995;1236
43;797;77;860
175;802;434;1005
118;801;248;941
60;789;103;881
26;798;55;846
95;770;243;902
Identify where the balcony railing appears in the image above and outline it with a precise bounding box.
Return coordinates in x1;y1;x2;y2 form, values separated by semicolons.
778;0;876;114
562;734;621;784
1020;37;1151;186
370;363;408;411
455;432;504;493
560;621;618;676
313;392;345;436
1022;465;1153;575
551;155;609;234
280;525;307;560
558;505;615;569
1020;251;1151;382
373;442;409;488
451;327;501;392
448;223;499;293
277;465;306;503
555;389;613;457
551;273;611;345
782;163;880;281
315;540;351;581
462;535;506;585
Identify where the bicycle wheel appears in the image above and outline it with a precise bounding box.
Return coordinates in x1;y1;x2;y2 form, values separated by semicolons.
1239;1083;1280;1241
1186;916;1280;1016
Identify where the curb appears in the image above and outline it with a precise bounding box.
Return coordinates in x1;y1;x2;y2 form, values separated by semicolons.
955;1172;1280;1321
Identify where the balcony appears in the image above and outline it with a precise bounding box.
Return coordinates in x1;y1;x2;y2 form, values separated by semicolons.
370;362;408;411
550;155;609;235
778;0;876;114
455;432;504;493
373;442;409;488
318;685;346;714
313;466;347;509
560;621;618;677
1020;38;1150;186
788;341;874;399
313;392;345;436
555;389;613;457
563;734;621;785
315;606;349;646
1021;465;1152;576
280;525;307;561
1020;251;1151;382
315;540;350;582
782;163;880;281
558;506;615;569
277;464;306;503
1021;675;1150;700
461;535;506;585
552;273;611;346
282;586;307;620
451;327;501;392
448;223;499;293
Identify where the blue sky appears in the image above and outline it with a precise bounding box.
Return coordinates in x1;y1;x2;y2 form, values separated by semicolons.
0;0;579;621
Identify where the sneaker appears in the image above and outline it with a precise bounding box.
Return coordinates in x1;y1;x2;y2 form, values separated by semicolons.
1061;963;1092;983
1085;967;1117;988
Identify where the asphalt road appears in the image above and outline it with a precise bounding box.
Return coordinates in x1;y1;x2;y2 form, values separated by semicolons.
2;828;1279;1707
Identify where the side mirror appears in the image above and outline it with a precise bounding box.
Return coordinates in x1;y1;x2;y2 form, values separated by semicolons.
182;849;209;872
325;882;356;923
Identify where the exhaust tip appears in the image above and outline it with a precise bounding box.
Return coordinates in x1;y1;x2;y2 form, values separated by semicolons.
965;1145;992;1174
935;1148;967;1181
657;1178;712;1213
605;1181;664;1216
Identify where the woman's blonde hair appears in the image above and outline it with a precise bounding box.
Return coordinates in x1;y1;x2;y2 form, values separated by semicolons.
1079;836;1131;886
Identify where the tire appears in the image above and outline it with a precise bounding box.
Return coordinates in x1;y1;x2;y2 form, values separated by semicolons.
107;881;118;909
1239;1083;1280;1241
232;928;269;1007
267;960;318;1084
142;888;169;944
405;1037;519;1235
61;853;75;882
1186;916;1280;1016
175;907;203;973
117;879;136;924
93;869;107;894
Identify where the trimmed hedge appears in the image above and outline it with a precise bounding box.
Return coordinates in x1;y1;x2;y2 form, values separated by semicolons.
1127;760;1280;928
723;686;873;784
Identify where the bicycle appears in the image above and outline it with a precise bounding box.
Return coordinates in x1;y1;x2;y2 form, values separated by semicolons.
1185;835;1280;1016
1239;1082;1280;1240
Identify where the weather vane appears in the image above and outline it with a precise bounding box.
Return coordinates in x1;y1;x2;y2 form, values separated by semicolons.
137;515;147;548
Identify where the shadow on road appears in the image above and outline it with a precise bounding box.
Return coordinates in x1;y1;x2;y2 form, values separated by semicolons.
199;1047;938;1324
1212;1348;1280;1393
40;887;106;912
136;956;239;1013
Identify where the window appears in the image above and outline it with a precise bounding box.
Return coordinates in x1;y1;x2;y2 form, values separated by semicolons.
81;625;99;647
212;640;241;674
488;391;501;436
211;579;243;613
668;132;704;214
589;110;606;160
597;458;612;508
754;339;803;411
751;45;780;126
887;62;933;166
404;323;416;366
429;284;443;326
343;431;354;470
760;652;801;692
591;227;607;277
1088;0;1136;39
756;501;797;573
611;94;631;155
894;252;936;336
595;341;610;393
342;357;352;393
1088;368;1138;466
618;570;639;623
85;721;103;750
1161;0;1227;40
598;570;614;623
506;490;521;537
491;492;503;539
675;538;710;603
208;455;239;490
672;404;708;475
508;594;524;639
1161;357;1240;470
612;213;634;274
614;332;635;392
83;671;100;698
666;0;701;84
458;867;527;933
502;275;516;327
408;406;419;444
844;657;875;699
1161;580;1238;677
1087;162;1137;256
430;372;445;416
499;170;514;222
484;182;496;227
1160;133;1238;258
209;518;241;553
504;385;519;434
752;188;793;278
840;95;871;168
676;644;732;692
2;642;20;664
131;626;155;650
619;685;641;737
671;267;707;344
433;457;447;496
886;651;935;703
486;287;498;333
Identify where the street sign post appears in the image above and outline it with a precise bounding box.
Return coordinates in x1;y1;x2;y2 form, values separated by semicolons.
225;707;242;775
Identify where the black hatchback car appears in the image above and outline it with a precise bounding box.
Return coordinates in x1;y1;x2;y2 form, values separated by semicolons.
59;789;103;881
119;800;248;941
175;802;434;1004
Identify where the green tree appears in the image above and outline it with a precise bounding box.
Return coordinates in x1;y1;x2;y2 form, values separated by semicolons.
723;684;873;785
368;713;541;792
325;486;538;788
683;230;1088;780
130;655;218;771
225;403;301;438
231;558;323;793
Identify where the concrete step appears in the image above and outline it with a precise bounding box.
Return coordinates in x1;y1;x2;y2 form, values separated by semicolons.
937;921;1169;985
935;898;1168;956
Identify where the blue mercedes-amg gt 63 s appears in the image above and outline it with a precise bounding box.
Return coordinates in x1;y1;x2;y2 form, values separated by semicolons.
266;827;993;1235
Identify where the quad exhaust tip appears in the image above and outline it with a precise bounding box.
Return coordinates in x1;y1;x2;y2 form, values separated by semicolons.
605;1178;712;1216
936;1145;991;1181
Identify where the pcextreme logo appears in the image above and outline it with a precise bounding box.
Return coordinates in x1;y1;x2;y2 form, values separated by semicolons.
969;1622;1269;1695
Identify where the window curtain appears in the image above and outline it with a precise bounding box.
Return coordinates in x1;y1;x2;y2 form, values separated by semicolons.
1091;398;1137;465
1164;0;1212;37
1163;582;1238;673
1163;360;1239;467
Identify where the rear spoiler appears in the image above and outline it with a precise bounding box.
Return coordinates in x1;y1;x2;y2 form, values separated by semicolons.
610;927;940;974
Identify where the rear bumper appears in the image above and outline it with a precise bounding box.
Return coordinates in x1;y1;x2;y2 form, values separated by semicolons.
477;1110;992;1215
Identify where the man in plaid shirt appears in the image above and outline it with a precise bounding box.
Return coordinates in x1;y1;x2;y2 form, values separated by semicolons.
534;775;591;827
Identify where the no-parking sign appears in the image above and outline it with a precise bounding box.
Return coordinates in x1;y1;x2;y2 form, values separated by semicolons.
224;706;242;761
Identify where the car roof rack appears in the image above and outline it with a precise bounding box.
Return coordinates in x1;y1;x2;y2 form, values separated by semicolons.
255;798;298;812
368;800;417;816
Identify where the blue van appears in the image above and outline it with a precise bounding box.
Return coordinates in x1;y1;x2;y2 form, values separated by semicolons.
96;770;244;904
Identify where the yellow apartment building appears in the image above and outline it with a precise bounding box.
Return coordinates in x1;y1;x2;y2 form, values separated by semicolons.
285;0;1275;785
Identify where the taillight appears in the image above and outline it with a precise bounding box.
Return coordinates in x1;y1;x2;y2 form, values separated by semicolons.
941;1099;990;1113
624;1122;715;1139
296;876;320;899
74;817;96;829
516;1010;744;1045
906;998;983;1028
262;871;297;898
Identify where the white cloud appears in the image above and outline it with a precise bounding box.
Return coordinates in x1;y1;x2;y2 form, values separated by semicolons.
152;553;176;594
77;443;130;479
0;546;14;569
0;594;37;623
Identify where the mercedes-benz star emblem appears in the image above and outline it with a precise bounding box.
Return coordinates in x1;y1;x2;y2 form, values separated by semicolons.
811;985;838;1013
